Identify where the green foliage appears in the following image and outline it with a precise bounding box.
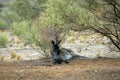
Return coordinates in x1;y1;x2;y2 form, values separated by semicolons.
33;0;94;57
40;0;94;31
80;0;120;51
12;20;37;44
0;8;21;30
35;39;51;58
1;9;22;23
0;32;8;47
0;21;9;30
10;0;47;20
34;26;65;58
40;0;65;27
10;0;120;54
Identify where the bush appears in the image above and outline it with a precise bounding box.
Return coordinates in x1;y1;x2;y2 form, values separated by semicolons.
10;50;22;60
0;21;9;30
34;26;67;58
0;32;8;47
34;27;54;58
12;20;37;44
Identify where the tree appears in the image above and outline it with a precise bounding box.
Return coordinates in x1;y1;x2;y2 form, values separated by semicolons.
34;0;72;57
9;0;120;57
82;0;120;51
49;0;120;51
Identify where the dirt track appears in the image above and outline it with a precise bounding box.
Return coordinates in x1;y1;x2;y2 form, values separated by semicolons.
0;58;120;80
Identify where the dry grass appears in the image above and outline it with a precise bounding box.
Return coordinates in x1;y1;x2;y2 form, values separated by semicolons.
0;58;120;80
10;50;22;60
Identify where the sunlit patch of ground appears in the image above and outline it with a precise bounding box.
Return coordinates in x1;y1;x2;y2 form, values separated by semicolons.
0;58;120;80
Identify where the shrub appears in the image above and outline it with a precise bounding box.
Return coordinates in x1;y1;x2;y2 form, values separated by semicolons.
34;26;67;58
0;32;8;47
10;50;22;60
0;21;9;30
34;27;54;58
12;20;37;44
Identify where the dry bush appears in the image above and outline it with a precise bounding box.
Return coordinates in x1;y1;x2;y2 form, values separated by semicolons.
34;26;67;58
10;50;22;60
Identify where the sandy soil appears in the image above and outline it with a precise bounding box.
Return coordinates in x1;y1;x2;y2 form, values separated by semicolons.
0;58;120;80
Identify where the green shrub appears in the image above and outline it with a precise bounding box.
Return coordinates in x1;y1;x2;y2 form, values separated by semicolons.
12;20;51;58
35;40;51;58
12;20;37;44
0;21;9;30
0;32;8;47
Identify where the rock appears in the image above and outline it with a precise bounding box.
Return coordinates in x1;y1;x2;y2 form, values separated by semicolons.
102;36;111;44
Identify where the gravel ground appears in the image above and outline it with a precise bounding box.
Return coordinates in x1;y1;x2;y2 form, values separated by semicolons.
0;58;120;80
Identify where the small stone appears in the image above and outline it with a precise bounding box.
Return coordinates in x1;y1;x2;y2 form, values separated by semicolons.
94;70;98;72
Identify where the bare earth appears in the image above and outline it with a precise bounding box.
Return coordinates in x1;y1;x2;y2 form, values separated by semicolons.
0;58;120;80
